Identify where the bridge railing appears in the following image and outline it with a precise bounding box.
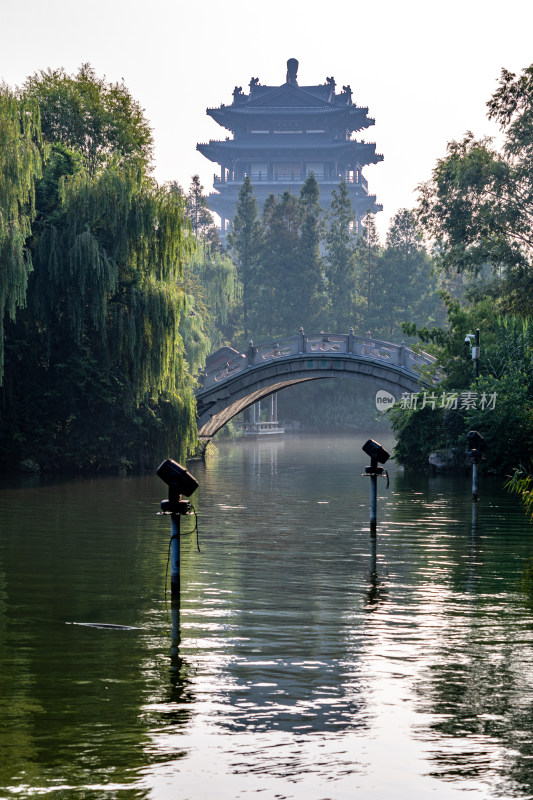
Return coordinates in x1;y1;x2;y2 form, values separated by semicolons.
197;331;436;391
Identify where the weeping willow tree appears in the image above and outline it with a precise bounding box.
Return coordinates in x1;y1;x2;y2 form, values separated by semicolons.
189;241;240;340
1;155;197;470
1;67;202;471
33;166;190;395
179;238;241;374
0;86;43;383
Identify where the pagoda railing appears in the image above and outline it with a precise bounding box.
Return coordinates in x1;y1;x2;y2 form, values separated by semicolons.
214;173;369;189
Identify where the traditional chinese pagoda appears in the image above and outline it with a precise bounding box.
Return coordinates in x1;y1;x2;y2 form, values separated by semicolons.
197;58;383;236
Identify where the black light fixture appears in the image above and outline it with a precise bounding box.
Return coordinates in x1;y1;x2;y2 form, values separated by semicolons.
157;459;199;514
362;439;390;466
466;430;485;460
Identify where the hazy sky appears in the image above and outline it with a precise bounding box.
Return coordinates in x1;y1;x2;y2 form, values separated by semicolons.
2;0;532;238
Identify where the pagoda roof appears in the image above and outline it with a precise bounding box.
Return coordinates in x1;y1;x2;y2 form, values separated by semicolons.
209;105;373;133
245;82;335;107
211;104;371;116
197;135;383;165
208;80;376;132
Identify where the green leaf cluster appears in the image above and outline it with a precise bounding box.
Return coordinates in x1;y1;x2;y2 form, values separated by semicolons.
418;61;533;314
23;64;153;176
0;67;198;472
390;309;533;474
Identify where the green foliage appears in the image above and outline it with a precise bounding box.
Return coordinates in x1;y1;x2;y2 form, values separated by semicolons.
354;213;381;332
324;180;358;329
227;176;261;341
464;373;533;473
31;165;190;400
35;141;82;215
388;405;446;470
226;178;441;349
254;189;303;337
23;64;153;176
1;164;197;470
506;469;533;519
391;304;533;474
418;61;533;316
0;85;43;383
186;174;219;243
379;210;445;337
181;240;240;371
296;174;326;330
402;296;493;389
0;70;198;472
484;315;533;388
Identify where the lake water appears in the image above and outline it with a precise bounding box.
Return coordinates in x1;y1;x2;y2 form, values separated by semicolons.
1;434;533;799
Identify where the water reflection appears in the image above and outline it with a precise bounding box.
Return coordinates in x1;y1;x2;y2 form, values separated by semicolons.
367;534;389;608
2;436;533;798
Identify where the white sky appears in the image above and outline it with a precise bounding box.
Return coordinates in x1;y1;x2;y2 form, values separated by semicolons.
2;0;532;239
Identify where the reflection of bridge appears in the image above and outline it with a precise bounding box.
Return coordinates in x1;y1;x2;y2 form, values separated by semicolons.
195;329;436;439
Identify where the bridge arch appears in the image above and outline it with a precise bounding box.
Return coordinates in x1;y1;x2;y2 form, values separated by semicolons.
195;331;435;439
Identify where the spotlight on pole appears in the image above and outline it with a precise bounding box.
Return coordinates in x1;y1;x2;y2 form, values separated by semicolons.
362;439;390;466
157;459;198;513
362;439;390;534
157;459;199;600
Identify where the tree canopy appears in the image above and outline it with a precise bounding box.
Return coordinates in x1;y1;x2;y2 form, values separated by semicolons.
390;61;533;477
0;68;198;471
418;61;533;314
23;64;153;176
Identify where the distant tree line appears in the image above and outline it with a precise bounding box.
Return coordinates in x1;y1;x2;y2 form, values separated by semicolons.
227;175;445;347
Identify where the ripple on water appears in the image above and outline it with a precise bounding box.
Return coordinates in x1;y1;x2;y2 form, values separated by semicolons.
2;437;533;799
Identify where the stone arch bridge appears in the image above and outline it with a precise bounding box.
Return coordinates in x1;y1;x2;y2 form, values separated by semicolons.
195;329;436;439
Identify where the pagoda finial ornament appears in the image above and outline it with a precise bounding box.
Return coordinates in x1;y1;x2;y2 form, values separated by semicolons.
286;58;299;85
249;77;260;91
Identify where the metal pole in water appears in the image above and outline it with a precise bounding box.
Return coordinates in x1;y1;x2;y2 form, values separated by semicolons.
466;431;484;504
368;534;378;604
170;513;181;600
471;497;478;533
171;604;181;659
157;459;199;611
472;460;479;502
370;471;377;534
362;439;390;536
